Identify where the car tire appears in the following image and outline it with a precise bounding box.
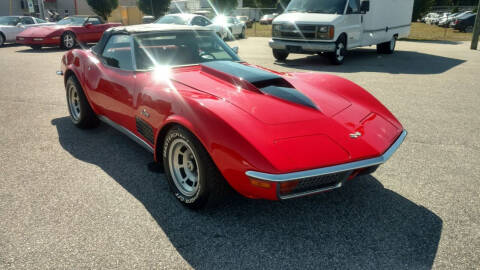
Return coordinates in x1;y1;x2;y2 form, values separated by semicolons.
240;27;246;39
273;49;289;61
465;25;473;33
30;45;42;50
163;126;230;209
377;36;396;54
65;76;98;129
328;35;346;65
0;33;5;47
61;31;76;50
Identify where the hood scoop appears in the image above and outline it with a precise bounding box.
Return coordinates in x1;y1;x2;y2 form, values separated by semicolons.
200;61;318;110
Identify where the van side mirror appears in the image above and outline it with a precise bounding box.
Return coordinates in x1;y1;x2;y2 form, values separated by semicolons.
360;0;370;13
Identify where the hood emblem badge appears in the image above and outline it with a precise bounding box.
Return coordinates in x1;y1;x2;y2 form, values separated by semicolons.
350;131;362;139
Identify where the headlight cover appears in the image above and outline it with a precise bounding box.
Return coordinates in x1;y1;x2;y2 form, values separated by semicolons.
317;25;334;40
272;24;281;37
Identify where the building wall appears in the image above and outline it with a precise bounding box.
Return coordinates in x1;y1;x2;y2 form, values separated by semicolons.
0;0;37;16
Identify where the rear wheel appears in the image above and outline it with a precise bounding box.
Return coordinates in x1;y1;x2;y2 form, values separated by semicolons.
66;76;98;129
273;49;289;61
465;25;473;33
377;36;396;54
30;45;42;50
328;35;346;65
163;126;230;209
0;33;5;47
61;32;76;50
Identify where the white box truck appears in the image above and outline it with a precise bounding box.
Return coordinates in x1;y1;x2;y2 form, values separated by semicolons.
269;0;414;64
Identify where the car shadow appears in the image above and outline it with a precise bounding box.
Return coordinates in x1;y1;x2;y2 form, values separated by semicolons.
15;46;66;53
275;48;465;74
51;116;442;269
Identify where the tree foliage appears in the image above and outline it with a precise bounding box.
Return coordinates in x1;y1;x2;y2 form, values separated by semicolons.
413;0;436;21
137;0;172;18
86;0;118;21
209;0;240;14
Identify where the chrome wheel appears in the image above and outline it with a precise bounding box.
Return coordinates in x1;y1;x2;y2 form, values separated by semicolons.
63;33;74;49
335;42;345;62
67;84;81;121
168;138;200;197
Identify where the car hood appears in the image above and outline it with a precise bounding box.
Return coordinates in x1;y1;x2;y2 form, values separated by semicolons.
169;62;403;172
17;24;66;37
274;13;342;24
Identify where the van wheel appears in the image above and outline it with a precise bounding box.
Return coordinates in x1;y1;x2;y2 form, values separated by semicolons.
273;49;289;61
377;36;396;54
329;35;346;65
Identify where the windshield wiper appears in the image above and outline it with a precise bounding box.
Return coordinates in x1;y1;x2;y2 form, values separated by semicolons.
306;9;331;14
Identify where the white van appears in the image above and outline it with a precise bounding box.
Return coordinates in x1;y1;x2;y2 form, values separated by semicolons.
269;0;414;64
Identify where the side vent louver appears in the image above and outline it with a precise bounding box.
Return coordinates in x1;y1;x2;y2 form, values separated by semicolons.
136;117;154;144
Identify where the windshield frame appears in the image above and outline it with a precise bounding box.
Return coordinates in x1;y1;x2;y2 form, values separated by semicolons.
285;0;348;15
131;30;241;71
0;16;21;26
57;16;88;26
154;15;189;25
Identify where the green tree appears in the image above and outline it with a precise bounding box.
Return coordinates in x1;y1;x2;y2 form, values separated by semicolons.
210;0;239;14
137;0;171;18
86;0;118;21
413;0;435;21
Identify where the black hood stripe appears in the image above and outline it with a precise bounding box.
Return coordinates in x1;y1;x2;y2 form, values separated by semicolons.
200;61;318;110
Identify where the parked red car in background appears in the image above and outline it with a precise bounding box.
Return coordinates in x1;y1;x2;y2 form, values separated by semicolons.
16;15;121;50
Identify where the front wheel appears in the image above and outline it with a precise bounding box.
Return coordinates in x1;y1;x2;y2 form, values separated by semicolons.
273;49;289;61
0;34;5;47
163;126;230;209
61;32;76;50
66;76;98;129
328;36;346;65
240;27;246;39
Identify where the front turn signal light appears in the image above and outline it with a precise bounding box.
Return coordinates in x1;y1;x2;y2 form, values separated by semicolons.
249;178;272;189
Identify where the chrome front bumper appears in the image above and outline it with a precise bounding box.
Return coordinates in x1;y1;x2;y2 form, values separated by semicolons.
269;38;336;53
246;130;408;199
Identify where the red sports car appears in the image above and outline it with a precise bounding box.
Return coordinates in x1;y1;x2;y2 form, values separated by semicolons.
58;24;407;209
17;15;121;50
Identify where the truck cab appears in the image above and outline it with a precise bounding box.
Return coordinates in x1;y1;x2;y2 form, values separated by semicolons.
269;0;413;65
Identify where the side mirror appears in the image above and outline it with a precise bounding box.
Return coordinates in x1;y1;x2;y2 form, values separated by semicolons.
16;23;23;27
360;0;370;13
232;46;239;54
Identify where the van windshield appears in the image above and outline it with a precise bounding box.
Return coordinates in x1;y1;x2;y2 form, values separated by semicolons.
286;0;347;15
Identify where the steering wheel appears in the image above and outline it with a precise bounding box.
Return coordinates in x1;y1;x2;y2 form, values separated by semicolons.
200;51;216;60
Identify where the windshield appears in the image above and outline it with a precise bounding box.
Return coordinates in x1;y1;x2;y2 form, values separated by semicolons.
286;0;347;14
0;16;20;26
133;31;240;69
57;17;87;25
155;15;188;25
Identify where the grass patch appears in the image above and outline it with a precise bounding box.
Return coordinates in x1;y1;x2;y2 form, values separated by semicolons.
246;22;472;42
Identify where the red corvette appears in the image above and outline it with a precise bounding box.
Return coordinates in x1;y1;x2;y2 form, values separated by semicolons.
58;24;406;209
17;15;121;50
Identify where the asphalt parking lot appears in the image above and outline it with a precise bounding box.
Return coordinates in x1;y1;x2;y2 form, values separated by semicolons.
1;38;479;269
